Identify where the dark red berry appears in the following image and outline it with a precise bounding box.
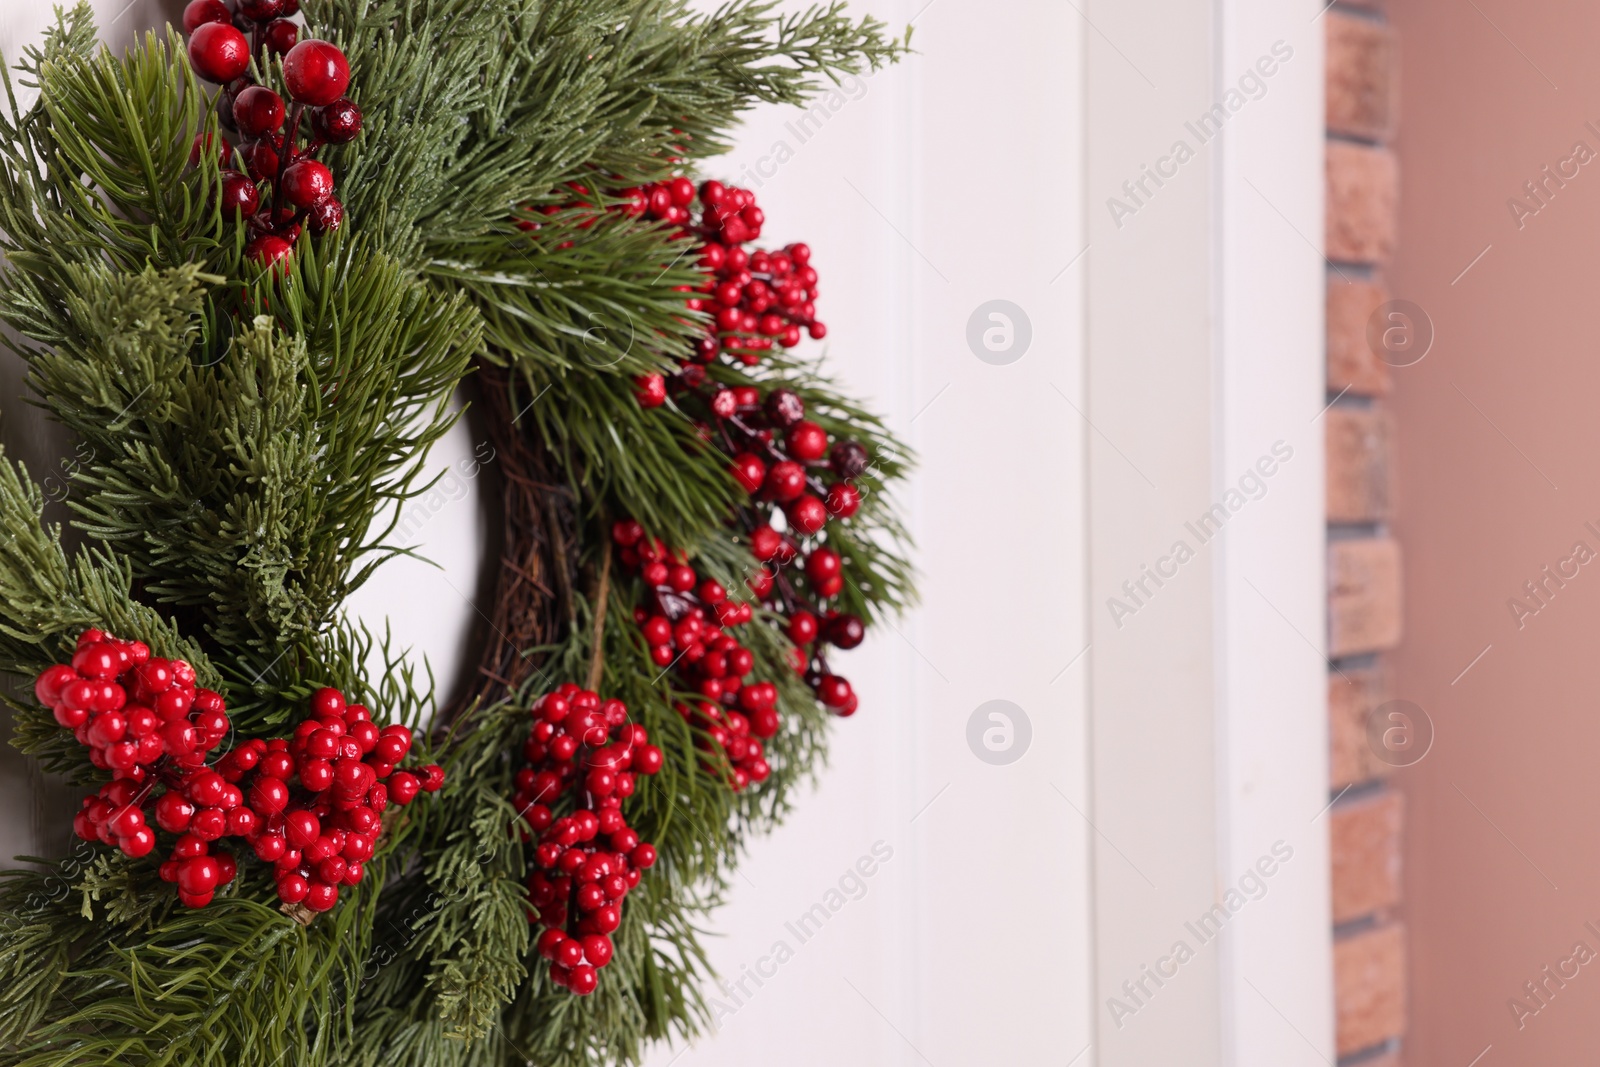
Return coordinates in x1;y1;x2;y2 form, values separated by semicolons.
240;140;280;183
764;388;805;427
282;39;351;106
262;18;299;56
219;172;259;220
308;198;344;235
829;440;870;479
232;86;285;138
187;22;250;84
313;99;363;144
181;0;230;33
237;0;283;19
826;614;865;650
189;133;227;170
815;674;853;709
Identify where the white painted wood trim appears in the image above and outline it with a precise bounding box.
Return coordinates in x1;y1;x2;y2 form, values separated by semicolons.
1086;1;1330;1063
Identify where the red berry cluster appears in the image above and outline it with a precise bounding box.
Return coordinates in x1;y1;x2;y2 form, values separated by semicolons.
669;383;871;714
621;178;822;371
519;175;819;380
516;686;662;996
610;521;777;790
36;630;226;869
35;631;441;910
37;630;222;779
243;686;442;912
181;2;361;268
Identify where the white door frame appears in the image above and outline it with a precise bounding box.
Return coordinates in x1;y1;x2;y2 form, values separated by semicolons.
1085;1;1331;1064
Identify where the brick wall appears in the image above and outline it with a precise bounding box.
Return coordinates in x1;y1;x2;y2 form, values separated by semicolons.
1325;4;1406;1064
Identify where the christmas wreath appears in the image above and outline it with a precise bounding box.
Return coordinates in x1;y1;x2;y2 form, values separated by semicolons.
0;1;910;1064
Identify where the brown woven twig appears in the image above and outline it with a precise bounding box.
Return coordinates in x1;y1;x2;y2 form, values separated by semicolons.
437;360;576;733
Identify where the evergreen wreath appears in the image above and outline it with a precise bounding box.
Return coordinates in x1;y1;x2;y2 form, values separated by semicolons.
0;1;911;1064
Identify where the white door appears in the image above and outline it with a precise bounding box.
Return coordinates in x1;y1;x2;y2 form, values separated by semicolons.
647;1;1093;1064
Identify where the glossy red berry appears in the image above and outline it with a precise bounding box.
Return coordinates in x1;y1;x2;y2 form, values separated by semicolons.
804;548;841;583
634;373;667;409
238;0;284;17
277;873;309;903
34;664;78;707
154;791;195;832
816;674;854;709
764;460;806;502
788;611;819;645
786;494;828;536
285;810;321;849
283;40;351;105
389;771;421;805
247;235;294;268
750;525;782;561
568;964;599;995
634;745;664;775
177;855;221;895
181;0;230;33
730;453;766;494
825;482;861;518
187;23;250;84
307;687;343;718
787;421;829;461
282;160;335;209
121;826;157;857
304;881;339;911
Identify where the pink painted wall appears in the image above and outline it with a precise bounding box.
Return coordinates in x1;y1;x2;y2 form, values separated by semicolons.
1391;0;1600;1061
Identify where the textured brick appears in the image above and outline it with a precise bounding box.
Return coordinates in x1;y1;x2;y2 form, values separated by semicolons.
1331;789;1403;924
1330;664;1393;789
1327;12;1398;141
1328;278;1393;396
1327;142;1398;264
1327;406;1392;523
1330;538;1403;657
1335;923;1407;1055
1343;1051;1401;1067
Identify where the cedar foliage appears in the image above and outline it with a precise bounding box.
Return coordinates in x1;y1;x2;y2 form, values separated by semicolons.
0;2;911;1063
